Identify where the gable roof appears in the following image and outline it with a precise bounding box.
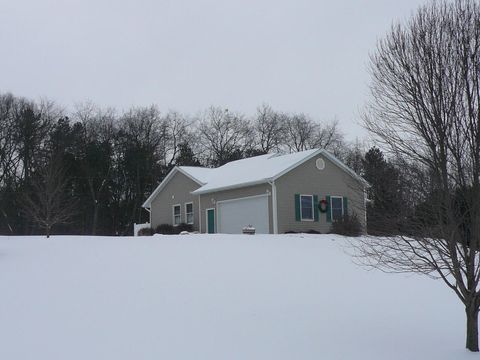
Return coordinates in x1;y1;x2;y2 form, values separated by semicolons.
142;166;213;208
191;148;369;195
142;149;369;208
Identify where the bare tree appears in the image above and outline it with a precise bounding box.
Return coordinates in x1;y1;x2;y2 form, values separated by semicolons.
0;94;18;186
282;113;316;152
198;106;253;166
356;0;480;351
21;156;77;238
116;105;167;231
160;111;195;168
73;102;117;235
253;104;284;153
283;113;344;154
308;117;344;153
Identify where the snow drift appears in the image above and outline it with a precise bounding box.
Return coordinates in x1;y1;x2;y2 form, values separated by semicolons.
0;234;470;359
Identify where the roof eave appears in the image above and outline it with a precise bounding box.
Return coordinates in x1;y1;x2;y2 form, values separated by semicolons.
271;148;323;181
319;150;370;188
191;179;271;196
271;148;369;188
142;166;206;208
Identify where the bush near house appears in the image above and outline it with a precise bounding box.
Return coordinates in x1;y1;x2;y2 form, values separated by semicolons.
176;223;194;233
155;224;175;234
284;229;321;234
330;213;362;237
155;223;194;235
137;227;155;236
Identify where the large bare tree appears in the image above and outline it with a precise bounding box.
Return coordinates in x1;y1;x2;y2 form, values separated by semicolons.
283;113;344;154
253;104;284;153
198;106;253;166
74;102;116;235
357;0;480;351
21;156;77;238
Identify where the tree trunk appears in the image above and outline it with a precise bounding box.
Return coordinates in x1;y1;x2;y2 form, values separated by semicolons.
92;203;98;235
466;306;479;351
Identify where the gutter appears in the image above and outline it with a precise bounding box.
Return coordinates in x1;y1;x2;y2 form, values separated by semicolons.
268;180;279;234
191;179;270;195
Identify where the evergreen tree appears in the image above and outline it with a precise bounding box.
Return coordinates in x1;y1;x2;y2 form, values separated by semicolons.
175;142;202;166
362;147;404;234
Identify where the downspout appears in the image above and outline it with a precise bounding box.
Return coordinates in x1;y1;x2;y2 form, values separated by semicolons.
198;195;202;233
268;180;279;234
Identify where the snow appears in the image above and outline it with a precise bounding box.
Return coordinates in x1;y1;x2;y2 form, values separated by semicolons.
178;166;213;184
191;149;320;194
0;234;473;360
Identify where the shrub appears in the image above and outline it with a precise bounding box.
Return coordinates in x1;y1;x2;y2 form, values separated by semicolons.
155;224;175;235
330;213;362;237
155;223;193;235
176;223;193;233
284;229;321;234
137;227;154;236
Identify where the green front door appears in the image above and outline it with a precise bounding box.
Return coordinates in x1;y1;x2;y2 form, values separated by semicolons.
207;209;215;234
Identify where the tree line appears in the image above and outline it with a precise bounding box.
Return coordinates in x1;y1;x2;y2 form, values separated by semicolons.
2;95;390;236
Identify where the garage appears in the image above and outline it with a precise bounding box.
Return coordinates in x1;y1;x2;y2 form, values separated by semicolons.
217;195;269;234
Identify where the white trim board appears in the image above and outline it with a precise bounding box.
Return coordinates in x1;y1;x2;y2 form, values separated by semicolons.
184;202;194;225
172;203;181;225
330;195;344;221
215;193;269;205
142;166;210;208
300;194;314;222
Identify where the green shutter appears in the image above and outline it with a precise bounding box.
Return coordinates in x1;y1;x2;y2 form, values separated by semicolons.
295;194;301;221
343;197;348;217
326;195;331;222
313;195;319;222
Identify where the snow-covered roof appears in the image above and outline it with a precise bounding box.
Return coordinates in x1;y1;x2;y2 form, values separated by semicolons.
191;149;320;195
192;148;369;195
142;166;213;208
176;166;213;184
143;149;368;208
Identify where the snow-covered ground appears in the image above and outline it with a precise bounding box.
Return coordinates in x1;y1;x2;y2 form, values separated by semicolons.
0;234;474;359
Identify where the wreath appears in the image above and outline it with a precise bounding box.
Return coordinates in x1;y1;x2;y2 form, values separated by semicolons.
318;199;328;213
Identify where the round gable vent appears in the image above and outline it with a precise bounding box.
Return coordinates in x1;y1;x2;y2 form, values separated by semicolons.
316;158;325;170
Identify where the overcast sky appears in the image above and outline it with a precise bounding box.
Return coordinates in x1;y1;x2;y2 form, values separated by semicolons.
0;0;427;140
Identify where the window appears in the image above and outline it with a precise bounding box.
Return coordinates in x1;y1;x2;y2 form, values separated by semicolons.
173;204;181;225
300;195;314;221
331;196;344;221
185;202;194;225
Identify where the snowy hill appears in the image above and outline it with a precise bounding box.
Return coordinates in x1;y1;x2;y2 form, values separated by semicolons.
0;234;471;359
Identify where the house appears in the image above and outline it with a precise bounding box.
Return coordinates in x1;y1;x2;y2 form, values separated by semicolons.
142;148;369;234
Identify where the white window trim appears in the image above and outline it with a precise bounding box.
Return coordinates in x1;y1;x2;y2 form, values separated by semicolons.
300;194;314;222
185;202;194;225
172;204;181;226
330;196;344;221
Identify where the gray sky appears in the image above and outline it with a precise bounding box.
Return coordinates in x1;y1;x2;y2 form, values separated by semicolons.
0;0;426;140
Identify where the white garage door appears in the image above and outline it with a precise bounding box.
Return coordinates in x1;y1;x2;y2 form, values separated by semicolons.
217;195;269;234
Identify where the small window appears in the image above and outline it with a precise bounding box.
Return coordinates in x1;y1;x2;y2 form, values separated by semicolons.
331;197;344;221
185;202;194;225
300;195;314;221
173;204;181;225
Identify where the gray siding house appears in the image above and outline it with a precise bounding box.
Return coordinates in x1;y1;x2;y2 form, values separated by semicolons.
142;149;368;234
